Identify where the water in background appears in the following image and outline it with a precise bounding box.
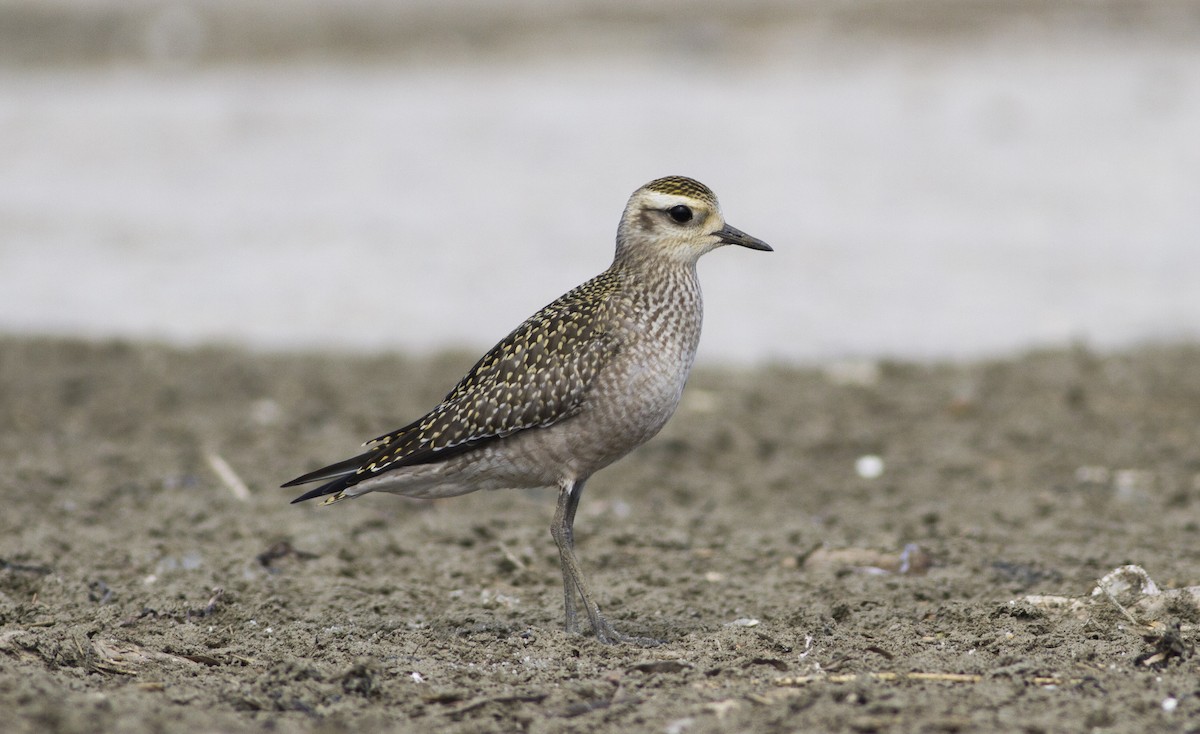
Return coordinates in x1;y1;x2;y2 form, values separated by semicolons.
2;2;1198;363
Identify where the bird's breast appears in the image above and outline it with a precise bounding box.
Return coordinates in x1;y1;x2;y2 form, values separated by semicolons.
578;272;703;455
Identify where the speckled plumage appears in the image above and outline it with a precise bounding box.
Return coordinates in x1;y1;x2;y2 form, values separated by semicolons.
284;175;771;644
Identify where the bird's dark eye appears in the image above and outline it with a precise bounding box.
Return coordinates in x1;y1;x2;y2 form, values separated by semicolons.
667;205;693;224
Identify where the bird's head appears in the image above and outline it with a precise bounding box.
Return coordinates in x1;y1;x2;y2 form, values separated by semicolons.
615;176;772;266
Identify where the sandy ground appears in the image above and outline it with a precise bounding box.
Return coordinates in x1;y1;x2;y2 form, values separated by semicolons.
1;335;1198;733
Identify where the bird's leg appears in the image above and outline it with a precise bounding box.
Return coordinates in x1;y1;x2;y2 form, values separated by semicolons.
551;479;659;646
553;478;583;633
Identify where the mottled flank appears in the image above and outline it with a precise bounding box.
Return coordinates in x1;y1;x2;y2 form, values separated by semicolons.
284;175;770;643
642;175;718;207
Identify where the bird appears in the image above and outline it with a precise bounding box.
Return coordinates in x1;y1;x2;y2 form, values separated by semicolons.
283;175;771;644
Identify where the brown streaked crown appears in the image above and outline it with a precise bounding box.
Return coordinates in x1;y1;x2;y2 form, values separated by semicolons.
641;176;718;208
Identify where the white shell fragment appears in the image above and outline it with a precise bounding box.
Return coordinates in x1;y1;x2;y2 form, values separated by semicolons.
855;455;885;479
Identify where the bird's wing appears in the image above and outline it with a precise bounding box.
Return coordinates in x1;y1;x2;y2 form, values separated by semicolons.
363;279;623;471
285;271;624;502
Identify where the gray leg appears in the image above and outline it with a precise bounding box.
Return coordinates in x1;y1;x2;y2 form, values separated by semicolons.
551;478;659;646
554;478;583;633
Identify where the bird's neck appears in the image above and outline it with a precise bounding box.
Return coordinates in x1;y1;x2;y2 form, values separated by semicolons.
611;255;701;297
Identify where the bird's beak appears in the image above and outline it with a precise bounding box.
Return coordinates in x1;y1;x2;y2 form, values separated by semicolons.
714;223;773;252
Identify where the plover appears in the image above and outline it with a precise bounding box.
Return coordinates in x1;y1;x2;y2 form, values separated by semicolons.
284;176;771;644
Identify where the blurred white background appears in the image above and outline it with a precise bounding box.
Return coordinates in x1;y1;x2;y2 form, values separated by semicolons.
1;1;1197;363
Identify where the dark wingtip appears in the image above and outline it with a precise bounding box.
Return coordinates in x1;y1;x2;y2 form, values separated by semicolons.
284;456;372;503
281;449;375;490
289;478;345;504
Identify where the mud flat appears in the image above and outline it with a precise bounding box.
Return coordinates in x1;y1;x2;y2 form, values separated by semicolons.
1;335;1197;733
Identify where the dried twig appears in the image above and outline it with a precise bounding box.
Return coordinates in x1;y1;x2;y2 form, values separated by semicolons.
450;692;549;717
775;672;1083;686
1097;585;1142;628
206;452;250;501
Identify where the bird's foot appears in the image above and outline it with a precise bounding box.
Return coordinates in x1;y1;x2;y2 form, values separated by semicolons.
584;613;662;647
